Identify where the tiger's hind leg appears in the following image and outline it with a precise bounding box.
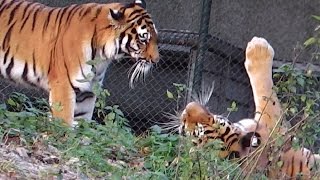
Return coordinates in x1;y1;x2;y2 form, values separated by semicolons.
245;37;282;130
74;90;96;121
245;38;320;179
73;64;109;124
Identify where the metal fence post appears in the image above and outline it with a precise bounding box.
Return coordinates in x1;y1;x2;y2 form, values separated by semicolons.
192;0;213;95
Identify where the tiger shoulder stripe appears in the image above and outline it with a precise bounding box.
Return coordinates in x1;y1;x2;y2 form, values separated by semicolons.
0;0;159;126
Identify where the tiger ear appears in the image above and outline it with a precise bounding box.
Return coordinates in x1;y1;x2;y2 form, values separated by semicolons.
135;0;146;9
109;9;124;21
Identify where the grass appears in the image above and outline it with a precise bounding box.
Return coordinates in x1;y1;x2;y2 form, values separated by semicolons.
0;92;240;179
0;61;319;180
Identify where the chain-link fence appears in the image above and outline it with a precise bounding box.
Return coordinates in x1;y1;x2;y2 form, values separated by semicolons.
1;0;319;134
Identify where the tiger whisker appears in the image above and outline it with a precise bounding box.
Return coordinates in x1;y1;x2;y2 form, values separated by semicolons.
128;61;139;77
159;124;180;128
160;126;180;134
192;80;215;106
129;60;152;88
158;124;180;130
156;122;180;126
149;118;178;125
162;112;181;121
129;61;141;88
157;124;180;129
158;122;180;129
169;128;179;134
201;80;214;105
140;63;145;82
160;126;180;131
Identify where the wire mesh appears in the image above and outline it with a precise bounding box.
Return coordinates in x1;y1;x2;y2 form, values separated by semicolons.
0;0;319;134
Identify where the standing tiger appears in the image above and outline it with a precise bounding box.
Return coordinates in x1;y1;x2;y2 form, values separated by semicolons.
168;37;320;179
0;0;159;126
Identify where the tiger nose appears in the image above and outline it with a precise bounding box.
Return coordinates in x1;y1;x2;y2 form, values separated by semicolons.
148;50;159;63
145;42;159;63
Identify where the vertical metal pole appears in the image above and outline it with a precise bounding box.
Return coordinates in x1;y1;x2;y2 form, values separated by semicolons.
193;0;212;94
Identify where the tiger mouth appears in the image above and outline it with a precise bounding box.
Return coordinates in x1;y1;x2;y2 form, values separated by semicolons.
179;124;191;136
179;123;205;137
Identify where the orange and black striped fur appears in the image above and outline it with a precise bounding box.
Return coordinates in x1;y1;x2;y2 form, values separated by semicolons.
180;101;320;179
174;37;320;179
0;0;159;126
180;101;262;160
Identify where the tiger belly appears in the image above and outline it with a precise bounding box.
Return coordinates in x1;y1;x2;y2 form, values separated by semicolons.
0;51;49;90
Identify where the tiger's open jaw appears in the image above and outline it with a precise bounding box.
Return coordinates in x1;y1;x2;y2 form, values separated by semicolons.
129;59;153;88
179;122;206;137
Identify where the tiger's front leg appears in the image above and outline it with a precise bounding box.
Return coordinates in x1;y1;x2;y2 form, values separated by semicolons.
244;37;282;130
49;78;76;126
49;80;98;126
48;67;101;126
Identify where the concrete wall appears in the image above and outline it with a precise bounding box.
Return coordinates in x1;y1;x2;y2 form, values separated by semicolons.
38;0;320;61
211;0;320;61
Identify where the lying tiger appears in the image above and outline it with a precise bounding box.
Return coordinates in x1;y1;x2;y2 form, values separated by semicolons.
177;37;320;179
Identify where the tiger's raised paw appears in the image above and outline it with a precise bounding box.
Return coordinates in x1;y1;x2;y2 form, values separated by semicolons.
245;37;274;77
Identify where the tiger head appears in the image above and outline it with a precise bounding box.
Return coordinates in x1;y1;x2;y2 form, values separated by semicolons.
177;101;262;158
179;101;215;135
104;0;159;87
179;101;234;137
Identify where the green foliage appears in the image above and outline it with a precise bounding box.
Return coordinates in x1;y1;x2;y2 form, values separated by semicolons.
5;92;49;115
227;101;238;117
273;63;320;149
137;128;179;178
1;38;319;178
1;82;242;179
49;119;138;178
304;15;320;60
0;91;240;179
136;126;240;179
0;92;142;179
166;83;187;110
92;82;111;119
